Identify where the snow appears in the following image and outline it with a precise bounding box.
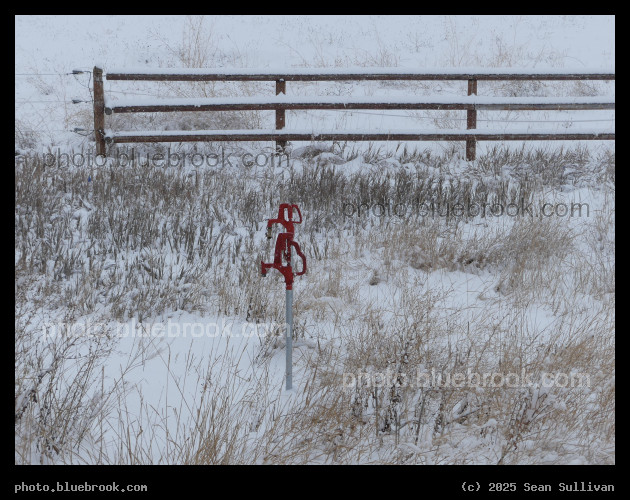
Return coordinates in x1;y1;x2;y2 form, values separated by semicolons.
15;14;615;466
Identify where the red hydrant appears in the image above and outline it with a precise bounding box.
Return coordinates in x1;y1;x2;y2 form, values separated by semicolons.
261;203;307;289
261;204;306;390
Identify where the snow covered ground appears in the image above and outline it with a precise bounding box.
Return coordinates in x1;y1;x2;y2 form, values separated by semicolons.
15;15;614;465
15;15;615;150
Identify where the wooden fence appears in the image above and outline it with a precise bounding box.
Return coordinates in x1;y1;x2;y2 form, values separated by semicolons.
93;67;615;161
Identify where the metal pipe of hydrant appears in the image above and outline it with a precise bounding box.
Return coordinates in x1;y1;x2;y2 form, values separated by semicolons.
286;288;293;390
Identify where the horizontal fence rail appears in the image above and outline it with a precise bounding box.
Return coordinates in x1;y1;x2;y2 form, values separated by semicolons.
105;67;616;82
93;66;615;160
107;129;615;144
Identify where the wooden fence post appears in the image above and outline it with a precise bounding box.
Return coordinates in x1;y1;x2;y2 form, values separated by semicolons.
93;66;106;157
466;78;477;161
276;79;286;151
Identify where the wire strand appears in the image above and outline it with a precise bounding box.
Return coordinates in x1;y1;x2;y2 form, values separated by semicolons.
15;71;91;77
105;89;161;97
296;109;614;123
15;99;86;104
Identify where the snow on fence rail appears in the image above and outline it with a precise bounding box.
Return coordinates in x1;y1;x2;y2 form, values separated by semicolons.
93;66;615;161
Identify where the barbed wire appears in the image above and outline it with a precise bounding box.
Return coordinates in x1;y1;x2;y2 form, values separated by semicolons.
298;109;615;123
15;99;89;104
106;90;160;97
15;70;92;77
15;129;94;134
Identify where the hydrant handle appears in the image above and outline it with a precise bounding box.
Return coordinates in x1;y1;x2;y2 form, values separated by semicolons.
291;240;307;276
291;204;303;224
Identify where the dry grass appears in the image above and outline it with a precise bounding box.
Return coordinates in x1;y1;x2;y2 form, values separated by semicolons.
15;141;614;464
